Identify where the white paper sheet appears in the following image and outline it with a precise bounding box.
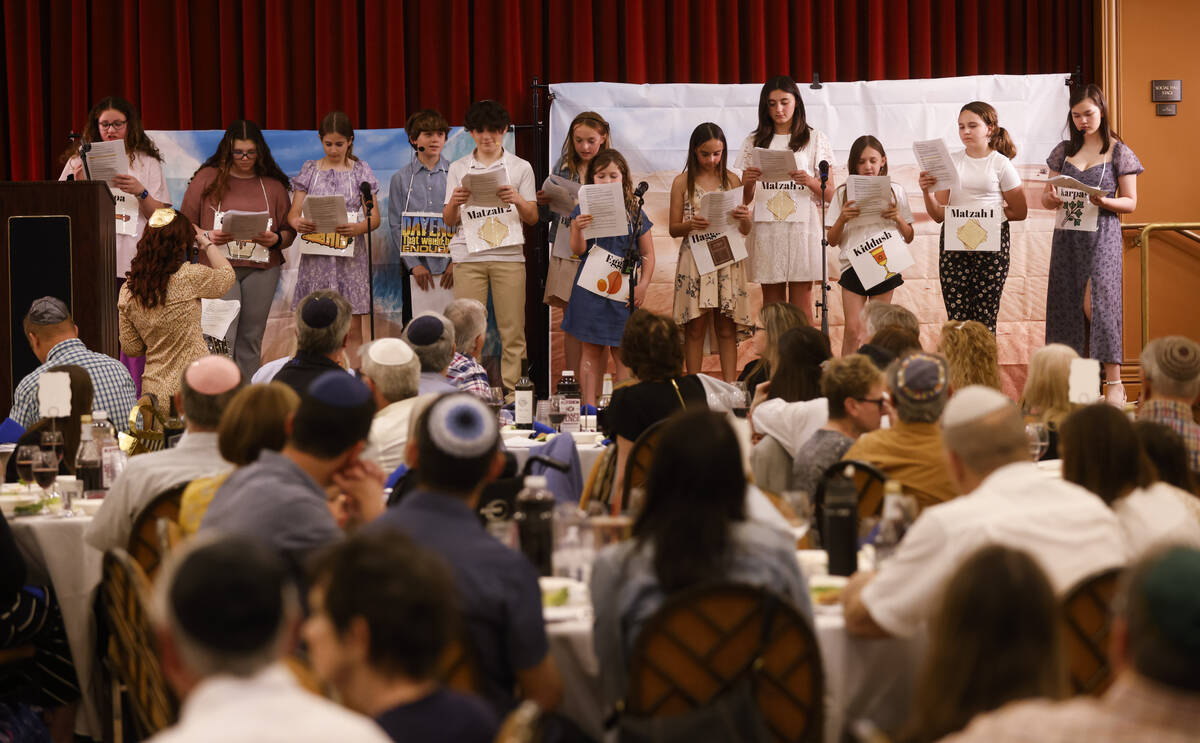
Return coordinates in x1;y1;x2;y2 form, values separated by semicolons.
82;139;130;185
302;195;350;233
219;210;270;241
752;148;799;183
1046;174;1107;198
688;190;748;276
699;188;742;229
38;371;72;419
201;299;241;338
845;175;893;215
912;138;959;191
578;182;629;240
1067;358;1102;404
463;163;511;208
409;276;455;316
542;174;580;216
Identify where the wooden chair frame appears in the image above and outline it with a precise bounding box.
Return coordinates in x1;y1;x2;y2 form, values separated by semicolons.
1060;566;1123;696
128;482;187;580
812;460;888;541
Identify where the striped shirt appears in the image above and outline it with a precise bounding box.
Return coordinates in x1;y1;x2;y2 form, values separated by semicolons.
447;352;491;399
9;339;138;432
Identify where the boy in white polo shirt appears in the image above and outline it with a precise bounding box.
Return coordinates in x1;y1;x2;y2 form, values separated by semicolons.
443;100;538;393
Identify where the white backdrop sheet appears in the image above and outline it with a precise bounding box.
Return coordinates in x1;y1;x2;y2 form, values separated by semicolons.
548;75;1071;395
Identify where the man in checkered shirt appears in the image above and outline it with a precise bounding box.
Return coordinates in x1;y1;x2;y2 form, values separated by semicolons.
444;298;492;399
8;297;138;432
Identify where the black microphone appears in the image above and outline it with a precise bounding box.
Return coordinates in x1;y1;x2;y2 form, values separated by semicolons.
359;181;374;210
818;160;830;187
633;181;649;199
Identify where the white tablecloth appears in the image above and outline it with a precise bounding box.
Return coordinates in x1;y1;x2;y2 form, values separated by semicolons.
502;433;607;480
12;514;104;739
546;602;923;743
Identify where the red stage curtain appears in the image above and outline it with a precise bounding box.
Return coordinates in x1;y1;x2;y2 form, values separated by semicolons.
2;0;1093;180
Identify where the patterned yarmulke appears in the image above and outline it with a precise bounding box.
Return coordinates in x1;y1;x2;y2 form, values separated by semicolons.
405;315;446;346
942;385;1012;428
426;394;497;458
308;370;371;407
1141;546;1200;658
1156;336;1200;382
27;296;70;325
301;296;339;329
893;353;948;403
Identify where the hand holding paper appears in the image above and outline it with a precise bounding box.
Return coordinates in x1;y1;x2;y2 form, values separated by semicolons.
578;182;629;240
1046;174;1108;198
846;176;892;216
220;210;270;241
753;148;799;183
541;175;580;216
82;140;130;185
912;139;959;191
463;164;511;208
699;190;743;230
302;196;350;233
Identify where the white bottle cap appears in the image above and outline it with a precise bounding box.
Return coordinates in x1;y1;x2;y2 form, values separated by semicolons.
524;475;549;490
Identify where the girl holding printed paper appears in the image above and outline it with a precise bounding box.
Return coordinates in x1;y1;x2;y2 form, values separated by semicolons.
738;76;834;321
1041;84;1142;406
827;136;915;357
920;101;1027;333
181;120;295;380
287;111;381;362
537;111;611;378
563;150;655;407
669;122;753;381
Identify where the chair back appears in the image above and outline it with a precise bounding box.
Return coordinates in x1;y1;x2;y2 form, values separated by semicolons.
618;418;669;514
436;631;485;697
1060;566;1123;695
579;444;617;512
626;583;824;742
121;396;166;456
128;482;188;580
494;700;542;743
101;549;177;738
812;460;887;541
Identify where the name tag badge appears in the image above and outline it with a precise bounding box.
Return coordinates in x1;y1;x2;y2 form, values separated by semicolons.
400;211;454;256
1054;188;1099;232
462;204;524;254
754;182;809;223
213;212;273;263
299;209;362;257
111;188;138;236
944;206;1001;252
688;229;748;276
576;247;629;303
847;229;914;290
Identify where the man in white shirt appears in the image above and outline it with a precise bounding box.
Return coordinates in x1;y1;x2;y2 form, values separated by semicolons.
86;356;242;554
843;385;1128;638
359;338;430;474
148;534;390;743
443;100;538;393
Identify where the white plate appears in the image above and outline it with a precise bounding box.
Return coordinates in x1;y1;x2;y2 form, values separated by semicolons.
75;499;104;516
0;494;41;517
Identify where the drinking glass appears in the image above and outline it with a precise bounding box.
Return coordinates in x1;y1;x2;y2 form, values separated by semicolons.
0;444;15;484
32;449;58;513
732;381;751;418
486;387;505;424
41;429;65;466
15;445;38;489
1025;422;1050;461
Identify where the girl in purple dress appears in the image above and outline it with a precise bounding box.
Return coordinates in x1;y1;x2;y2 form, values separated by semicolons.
287;111;381;364
1041;85;1143;406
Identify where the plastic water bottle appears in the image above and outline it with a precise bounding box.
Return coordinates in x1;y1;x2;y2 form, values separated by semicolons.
515;476;555;576
92;410;123;488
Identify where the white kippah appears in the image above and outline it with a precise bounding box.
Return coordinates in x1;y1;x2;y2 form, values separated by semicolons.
365;338;415;367
942;385;1012;428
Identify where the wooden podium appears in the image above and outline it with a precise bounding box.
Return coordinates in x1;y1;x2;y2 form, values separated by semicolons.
0;181;117;415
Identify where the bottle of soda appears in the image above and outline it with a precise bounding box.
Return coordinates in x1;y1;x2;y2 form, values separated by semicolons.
91;410;123;488
76;415;104;498
558;370;581;433
515;358;535;430
514;475;555;576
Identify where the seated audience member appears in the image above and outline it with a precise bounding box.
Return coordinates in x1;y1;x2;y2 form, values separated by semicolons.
858;325;922;371
443;298;492;398
738;302;807;394
1137;335;1200;472
842;353;957;510
938;546;1200;743
402;313;460;396
358;338;426;473
749;326;832;494
305;530;498;743
271;291;354;394
0;511;79;740
862;300;920;340
6;365;93;481
178;383;300;537
591;410;811;708
201;371;383;573
150;535;391;743
599;310;708;509
8;296;137;432
898;546;1065;743
792;355;887;497
1134;421;1200;524
87;356;242;553
1019;343;1079;460
371;394;562;715
842;386;1127;638
937;320;1001;392
1059;404;1200;557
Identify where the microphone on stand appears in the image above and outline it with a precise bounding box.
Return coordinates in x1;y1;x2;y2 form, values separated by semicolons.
359;181;377;341
633;181;649;199
818;160;830;187
359;181;374;212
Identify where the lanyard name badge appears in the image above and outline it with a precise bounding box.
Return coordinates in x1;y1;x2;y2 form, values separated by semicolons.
753;148;809;224
462;204;524;254
398;165;454;258
111;187;138;236
944;206;1002;252
298;208;361;257
688;229;747;276
1056;163;1105;233
214;179;274;262
848;228;914;290
577;245;630;304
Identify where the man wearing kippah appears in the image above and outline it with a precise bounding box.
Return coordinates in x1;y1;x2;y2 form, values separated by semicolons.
1138;336;1200;475
842;353;958;510
401;313;460;396
371;394;563;718
8;296;138;433
358;338;429;473
844;386;1127;639
937;546;1200;742
149;535;391;742
269;291;354;395
201;370;383;574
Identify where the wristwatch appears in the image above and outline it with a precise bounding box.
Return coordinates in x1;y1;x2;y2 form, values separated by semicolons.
137;189;149;200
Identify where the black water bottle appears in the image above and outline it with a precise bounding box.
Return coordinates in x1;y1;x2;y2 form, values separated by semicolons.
514;475;555;576
824;475;858;577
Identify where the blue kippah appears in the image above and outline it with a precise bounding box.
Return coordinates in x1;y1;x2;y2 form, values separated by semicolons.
406;315;445;346
301;296;338;328
427;395;497;457
308;370;370;407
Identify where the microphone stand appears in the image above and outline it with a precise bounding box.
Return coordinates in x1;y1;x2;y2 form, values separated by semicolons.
79;142;92;180
817;172;831;335
363;191;376;341
625;191;646;312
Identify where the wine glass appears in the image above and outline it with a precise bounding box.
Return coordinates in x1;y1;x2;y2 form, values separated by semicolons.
15;445;38;490
486;386;505;425
0;443;16;485
32;449;58;513
1025;422;1050;461
41;428;65;467
732;381;751;418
